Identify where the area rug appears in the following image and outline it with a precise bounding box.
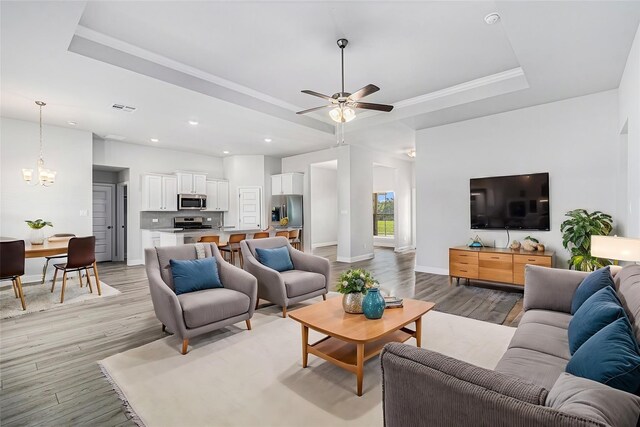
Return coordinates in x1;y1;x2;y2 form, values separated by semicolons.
0;277;120;319
100;298;516;427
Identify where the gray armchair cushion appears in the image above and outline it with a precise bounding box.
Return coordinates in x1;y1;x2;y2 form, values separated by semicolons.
524;265;589;314
508;322;571;360
280;270;326;298
495;347;567;390
547;373;640;427
177;288;250;329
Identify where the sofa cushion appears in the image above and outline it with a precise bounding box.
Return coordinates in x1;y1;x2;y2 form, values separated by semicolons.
255;246;294;272
508;322;571;360
495;347;567;390
519;309;572;330
568;286;627;355
170;257;222;295
571;266;614;314
177;288;250;329
280;270;325;298
615;264;640;344
567;317;640;394
547;373;640;427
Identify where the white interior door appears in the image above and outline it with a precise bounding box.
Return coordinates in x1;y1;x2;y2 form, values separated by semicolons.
238;187;262;230
93;184;114;262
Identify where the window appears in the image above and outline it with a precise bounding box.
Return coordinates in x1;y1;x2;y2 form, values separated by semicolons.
373;192;394;237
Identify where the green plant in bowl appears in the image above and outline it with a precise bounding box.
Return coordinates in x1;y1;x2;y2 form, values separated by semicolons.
25;219;53;229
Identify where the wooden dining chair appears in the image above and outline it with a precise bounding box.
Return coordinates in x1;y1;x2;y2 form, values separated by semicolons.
198;235;220;246
219;234;246;268
41;233;75;284
252;232;269;239
289;229;302;251
51;236;102;303
275;231;290;238
0;240;26;310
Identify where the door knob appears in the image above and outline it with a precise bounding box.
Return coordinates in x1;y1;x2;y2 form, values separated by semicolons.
107;226;112;229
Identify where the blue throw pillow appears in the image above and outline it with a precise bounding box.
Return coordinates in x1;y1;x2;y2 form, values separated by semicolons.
566;317;640;394
255;246;293;272
170;257;222;295
568;286;627;355
571;266;614;314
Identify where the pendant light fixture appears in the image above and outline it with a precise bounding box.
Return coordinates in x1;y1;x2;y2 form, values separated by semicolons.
22;101;56;186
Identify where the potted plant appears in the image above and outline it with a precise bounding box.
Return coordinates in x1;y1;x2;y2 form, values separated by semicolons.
25;219;53;245
560;209;613;271
336;268;378;314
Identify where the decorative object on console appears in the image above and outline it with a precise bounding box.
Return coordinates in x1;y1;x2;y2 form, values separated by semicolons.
467;235;484;248
25;218;52;245
336;268;378;314
22;101;57;186
362;286;385;319
521;236;539;251
509;240;521;250
279;216;289;226
591;235;640;264
561;209;613;271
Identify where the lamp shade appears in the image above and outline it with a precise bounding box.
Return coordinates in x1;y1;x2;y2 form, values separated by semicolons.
591;236;640;262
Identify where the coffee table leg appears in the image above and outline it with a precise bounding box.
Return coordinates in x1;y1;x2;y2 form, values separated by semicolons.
301;324;309;368
356;343;364;396
415;317;422;348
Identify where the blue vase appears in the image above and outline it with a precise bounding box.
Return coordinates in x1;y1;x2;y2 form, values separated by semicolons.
363;288;385;319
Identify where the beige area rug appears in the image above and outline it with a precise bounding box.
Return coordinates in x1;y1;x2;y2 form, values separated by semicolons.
100;297;516;427
0;277;120;319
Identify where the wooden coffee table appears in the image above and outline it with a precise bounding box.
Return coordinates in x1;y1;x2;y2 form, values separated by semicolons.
288;296;435;396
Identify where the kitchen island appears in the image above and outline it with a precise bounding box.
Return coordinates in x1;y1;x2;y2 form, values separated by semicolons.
141;227;302;249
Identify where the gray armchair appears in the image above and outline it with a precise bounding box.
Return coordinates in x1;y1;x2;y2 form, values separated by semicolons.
240;237;330;317
144;243;257;354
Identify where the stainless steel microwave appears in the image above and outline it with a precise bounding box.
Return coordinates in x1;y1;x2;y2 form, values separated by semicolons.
178;194;206;210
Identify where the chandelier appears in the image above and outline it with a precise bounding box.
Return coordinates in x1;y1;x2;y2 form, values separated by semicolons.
22;101;56;186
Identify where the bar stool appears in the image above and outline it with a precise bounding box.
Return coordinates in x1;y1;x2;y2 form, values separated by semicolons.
198;235;220;246
252;232;269;239
52;236;102;303
0;240;26;310
289;229;302;251
275;231;289;238
219;234;246;268
41;233;75;284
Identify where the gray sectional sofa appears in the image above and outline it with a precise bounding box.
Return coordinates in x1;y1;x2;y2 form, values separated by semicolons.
381;264;640;427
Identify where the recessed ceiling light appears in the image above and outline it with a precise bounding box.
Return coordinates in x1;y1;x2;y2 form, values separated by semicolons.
484;13;501;25
150;138;159;143
67;121;77;126
188;120;199;125
264;138;272;143
223;151;230;154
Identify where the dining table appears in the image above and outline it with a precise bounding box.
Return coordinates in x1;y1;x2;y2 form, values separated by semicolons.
0;237;70;258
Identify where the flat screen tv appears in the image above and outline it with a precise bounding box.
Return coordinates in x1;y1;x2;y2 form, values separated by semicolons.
470;173;550;231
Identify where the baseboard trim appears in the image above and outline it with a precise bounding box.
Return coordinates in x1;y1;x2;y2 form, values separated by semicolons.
414;265;449;276
127;259;143;266
311;241;337;249
336;253;374;263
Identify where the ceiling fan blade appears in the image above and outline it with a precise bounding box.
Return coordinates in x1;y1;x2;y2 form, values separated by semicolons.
350;101;394;112
348;84;380;101
301;90;334;101
296;105;332;115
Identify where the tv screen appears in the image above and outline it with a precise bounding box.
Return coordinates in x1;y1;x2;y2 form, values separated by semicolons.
470;173;550;230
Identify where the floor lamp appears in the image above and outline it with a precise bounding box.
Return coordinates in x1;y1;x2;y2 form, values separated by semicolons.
591;236;640;264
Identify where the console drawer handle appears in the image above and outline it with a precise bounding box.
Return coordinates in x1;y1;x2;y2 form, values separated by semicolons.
460;269;467;272
491;256;500;259
528;258;536;261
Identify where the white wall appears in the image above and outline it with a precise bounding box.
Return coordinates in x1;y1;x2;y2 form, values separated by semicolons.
415;90;619;273
373;165;395;193
618;22;640;238
93;138;224;264
1;117;93;281
310;166;338;247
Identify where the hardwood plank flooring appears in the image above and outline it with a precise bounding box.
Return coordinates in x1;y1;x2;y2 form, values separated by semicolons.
0;246;522;426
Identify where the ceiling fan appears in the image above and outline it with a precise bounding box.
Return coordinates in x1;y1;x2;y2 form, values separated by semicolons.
296;38;394;123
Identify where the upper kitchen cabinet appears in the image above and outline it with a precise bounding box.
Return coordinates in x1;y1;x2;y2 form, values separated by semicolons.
177;172;207;195
142;174;178;211
271;173;303;196
205;180;229;211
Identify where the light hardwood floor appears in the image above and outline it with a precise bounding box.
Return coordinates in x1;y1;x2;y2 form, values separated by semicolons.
0;246;523;426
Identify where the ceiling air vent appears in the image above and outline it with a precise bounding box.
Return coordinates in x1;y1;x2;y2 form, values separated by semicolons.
111;104;137;113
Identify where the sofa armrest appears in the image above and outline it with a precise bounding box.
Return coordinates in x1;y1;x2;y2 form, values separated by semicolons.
216;251;258;316
289;248;331;290
381;343;604;427
523;265;589;313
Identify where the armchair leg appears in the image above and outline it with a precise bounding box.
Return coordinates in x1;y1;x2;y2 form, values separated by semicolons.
322;294;327;301
93;262;102;296
255;298;260;310
282;306;287;318
181;339;189;355
16;277;26;311
245;319;252;330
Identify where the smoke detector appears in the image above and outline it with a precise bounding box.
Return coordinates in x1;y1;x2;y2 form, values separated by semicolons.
484;13;501;25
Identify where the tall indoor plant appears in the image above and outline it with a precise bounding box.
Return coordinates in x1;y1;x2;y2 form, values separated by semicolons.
336;268;378;314
560;209;613;271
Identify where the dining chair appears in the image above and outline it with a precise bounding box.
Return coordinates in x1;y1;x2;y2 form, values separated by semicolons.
198;235;220;246
275;231;289;238
41;233;75;284
219;234;246;268
0;240;26;310
51;236;102;303
252;232;270;239
289;229;302;250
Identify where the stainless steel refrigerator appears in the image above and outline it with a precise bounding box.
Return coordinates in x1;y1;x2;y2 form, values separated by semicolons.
272;195;303;227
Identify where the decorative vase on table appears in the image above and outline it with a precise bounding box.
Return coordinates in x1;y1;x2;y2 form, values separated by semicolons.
29;228;45;245
342;292;364;314
336;268;378;314
362;287;385;319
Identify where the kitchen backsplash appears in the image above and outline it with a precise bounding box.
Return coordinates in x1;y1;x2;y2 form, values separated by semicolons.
140;211;223;229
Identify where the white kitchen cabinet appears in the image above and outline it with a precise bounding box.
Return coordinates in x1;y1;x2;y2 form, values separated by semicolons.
205;180;229;211
177;172;207;195
271;173;303;196
141;230;161;249
141;174;177;211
